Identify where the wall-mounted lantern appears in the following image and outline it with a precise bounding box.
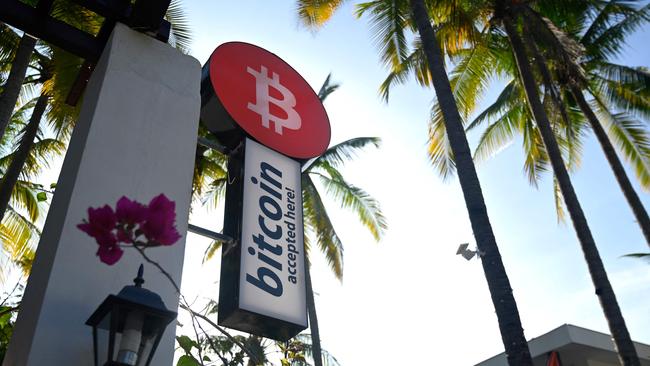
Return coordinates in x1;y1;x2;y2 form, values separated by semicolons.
86;265;177;365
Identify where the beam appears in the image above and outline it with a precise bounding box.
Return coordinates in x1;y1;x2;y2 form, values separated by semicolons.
0;0;103;61
69;0;131;20
197;137;231;155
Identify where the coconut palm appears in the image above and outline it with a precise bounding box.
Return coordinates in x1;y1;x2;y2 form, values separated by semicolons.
554;2;650;245
295;1;534;364
201;75;386;366
0;25;37;144
378;0;642;363
462;2;650;237
495;7;640;363
0;0;192;145
0;0;193;224
0;98;61;282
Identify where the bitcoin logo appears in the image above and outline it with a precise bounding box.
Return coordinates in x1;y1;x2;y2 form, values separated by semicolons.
247;65;302;135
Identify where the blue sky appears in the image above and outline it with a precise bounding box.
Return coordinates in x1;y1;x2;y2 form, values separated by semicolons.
170;1;650;365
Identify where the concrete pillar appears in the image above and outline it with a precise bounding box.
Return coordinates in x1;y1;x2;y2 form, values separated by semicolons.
4;23;200;365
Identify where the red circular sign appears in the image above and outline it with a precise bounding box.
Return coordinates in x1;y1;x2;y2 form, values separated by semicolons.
208;42;331;159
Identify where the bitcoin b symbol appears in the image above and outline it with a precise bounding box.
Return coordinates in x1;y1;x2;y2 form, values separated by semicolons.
247;65;302;135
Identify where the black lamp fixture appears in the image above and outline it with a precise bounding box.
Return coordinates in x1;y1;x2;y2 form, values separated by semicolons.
86;265;177;366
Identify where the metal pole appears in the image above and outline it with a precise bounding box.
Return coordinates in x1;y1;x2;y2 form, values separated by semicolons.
187;223;233;243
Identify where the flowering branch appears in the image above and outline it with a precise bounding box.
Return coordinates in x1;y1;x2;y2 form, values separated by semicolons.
78;194;260;364
77;194;181;265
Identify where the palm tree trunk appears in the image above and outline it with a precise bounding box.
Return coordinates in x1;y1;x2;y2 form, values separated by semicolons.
521;27;573;139
570;84;650;248
0;93;47;223
408;1;533;364
305;264;323;366
0;34;37;143
502;14;641;366
523;27;650;247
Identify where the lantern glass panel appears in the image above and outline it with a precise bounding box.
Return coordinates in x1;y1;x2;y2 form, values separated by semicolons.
135;332;157;366
116;310;144;365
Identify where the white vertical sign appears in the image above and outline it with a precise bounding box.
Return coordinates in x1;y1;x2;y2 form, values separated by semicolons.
239;138;307;327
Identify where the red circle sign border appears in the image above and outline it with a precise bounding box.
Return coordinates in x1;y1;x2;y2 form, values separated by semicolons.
208;42;331;159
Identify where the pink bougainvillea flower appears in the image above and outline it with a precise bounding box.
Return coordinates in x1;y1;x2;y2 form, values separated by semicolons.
79;194;181;266
142;194;181;246
77;205;116;239
116;228;134;243
95;231;118;247
97;243;123;265
115;196;148;225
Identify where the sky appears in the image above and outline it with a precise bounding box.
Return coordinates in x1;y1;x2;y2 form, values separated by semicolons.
20;1;650;365
172;1;650;365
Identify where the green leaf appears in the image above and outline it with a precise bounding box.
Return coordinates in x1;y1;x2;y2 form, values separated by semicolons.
36;192;47;202
49;182;56;189
176;335;197;355
176;355;200;366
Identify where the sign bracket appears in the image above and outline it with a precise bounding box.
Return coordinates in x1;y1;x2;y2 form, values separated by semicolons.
187;224;233;244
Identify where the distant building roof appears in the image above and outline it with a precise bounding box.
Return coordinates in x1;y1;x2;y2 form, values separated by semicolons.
475;324;650;366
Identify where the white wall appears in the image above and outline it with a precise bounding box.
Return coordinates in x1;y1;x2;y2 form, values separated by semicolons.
4;23;201;365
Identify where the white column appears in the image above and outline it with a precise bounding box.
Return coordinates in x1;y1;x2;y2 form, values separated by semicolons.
4;23;200;365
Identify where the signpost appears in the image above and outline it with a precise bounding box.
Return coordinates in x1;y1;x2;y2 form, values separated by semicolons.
219;138;307;340
200;42;330;340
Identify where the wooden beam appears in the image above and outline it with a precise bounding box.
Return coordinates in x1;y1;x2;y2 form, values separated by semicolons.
0;0;103;61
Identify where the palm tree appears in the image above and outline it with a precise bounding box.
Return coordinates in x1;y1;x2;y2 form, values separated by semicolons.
0;90;48;224
555;2;650;245
0;0;192;145
500;8;640;363
0;25;37;144
0;98;61;282
301;132;385;366
295;1;535;364
379;1;642;363
439;3;650;232
0;0;193;223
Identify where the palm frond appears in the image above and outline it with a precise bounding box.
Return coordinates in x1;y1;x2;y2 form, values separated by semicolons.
10;180;43;222
19;138;65;179
193;147;228;203
1;206;39;278
313;162;386;241
203;240;223;264
432;2;486;55
446;42;496;120
307;137;380;170
522;115;550;187
1;97;37;154
427;103;456;179
590;65;650;120
473;103;524;163
166;0;193;52
317;73;340;101
302;175;344;280
294;334;342;366
296;0;348;29
0;23;21;62
593;97;650;190
42;48;83;142
555;89;587;172
622;252;650;263
202;177;228;210
580;0;639;45
378;38;430;101
355;0;410;68
467;79;519;132
553;175;567;223
583;3;650;61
